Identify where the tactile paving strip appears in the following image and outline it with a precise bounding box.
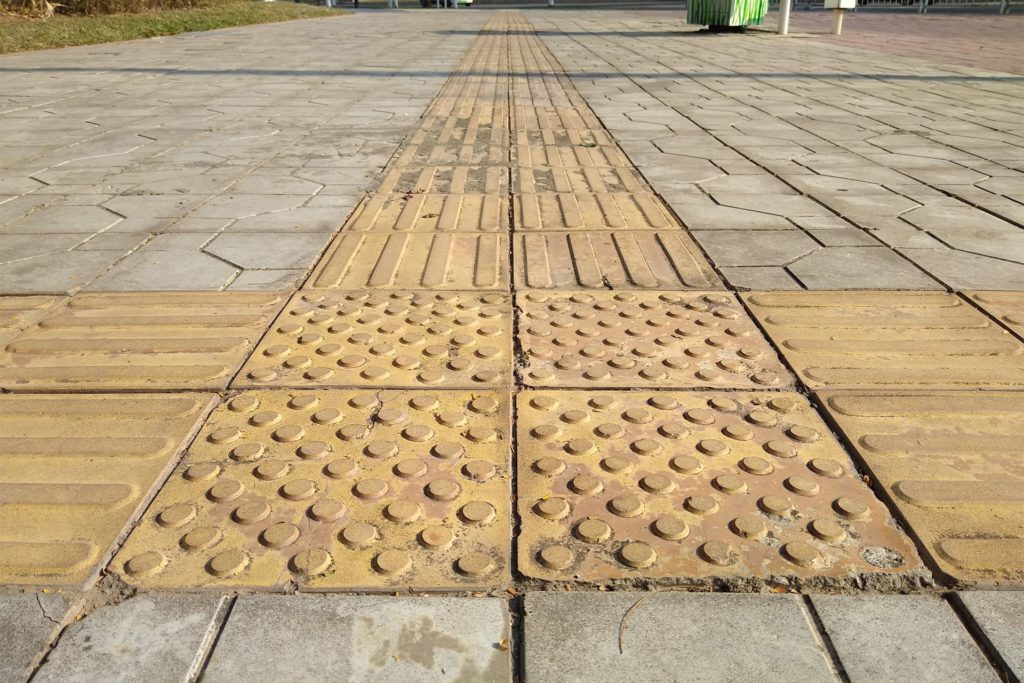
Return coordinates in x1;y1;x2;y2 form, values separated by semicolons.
513;106;602;130
0;393;214;587
515;166;648;194
515;143;630;168
517;292;790;389
235;291;511;389
0;296;65;346
114;390;511;590
515;232;720;290
514;193;676;232
0;293;285;391
966;291;1024;338
517;390;922;586
377;166;509;195
342;194;509;233
817;390;1024;586
308;232;509;290
394;128;507;166
743;291;1024;389
513;129;616;150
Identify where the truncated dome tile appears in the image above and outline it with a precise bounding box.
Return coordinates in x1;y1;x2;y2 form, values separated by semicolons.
0;292;285;391
236;291;511;389
342;193;509;233
743;291;1024;389
817;390;1024;586
114;390;511;590
0;393;215;587
517;291;790;389
516;390;923;586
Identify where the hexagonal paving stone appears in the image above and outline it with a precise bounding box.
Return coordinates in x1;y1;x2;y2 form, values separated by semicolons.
517;291;790;389
114;390;511;591
236;290;510;389
516;390;923;587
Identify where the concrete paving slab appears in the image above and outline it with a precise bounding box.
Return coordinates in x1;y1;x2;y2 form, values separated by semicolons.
787;247;942;290
34;594;228;683
0;592;70;682
525;592;833;683
0;249;126;296
692;230;818;268
203;595;510;682
956;591;1024;681
812;595;997;682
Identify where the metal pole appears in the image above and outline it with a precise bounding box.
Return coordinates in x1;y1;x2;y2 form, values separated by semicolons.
778;0;792;34
831;7;843;33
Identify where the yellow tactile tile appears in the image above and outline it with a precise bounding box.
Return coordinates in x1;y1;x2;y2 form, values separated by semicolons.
236;290;511;389
0;393;215;587
513;128;616;150
515;165;647;194
966;291;1024;338
517;291;790;389
514;192;678;231
0;292;285;391
0;296;65;346
376;165;509;195
515;143;630;168
517;390;923;587
420;100;510;132
515;231;720;290
394;128;507;166
742;291;1024;390
513;105;602;130
308;232;509;290
341;193;509;233
114;390;511;591
817;390;1024;586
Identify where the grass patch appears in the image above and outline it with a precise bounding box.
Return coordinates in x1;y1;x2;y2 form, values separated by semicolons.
0;2;339;54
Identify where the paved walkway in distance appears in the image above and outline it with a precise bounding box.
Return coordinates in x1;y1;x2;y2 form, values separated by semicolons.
0;12;485;293
1;8;1023;683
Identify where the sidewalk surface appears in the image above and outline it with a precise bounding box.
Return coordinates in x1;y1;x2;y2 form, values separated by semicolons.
0;7;1022;682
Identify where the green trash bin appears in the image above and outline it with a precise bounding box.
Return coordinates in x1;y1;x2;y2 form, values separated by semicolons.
688;0;768;28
